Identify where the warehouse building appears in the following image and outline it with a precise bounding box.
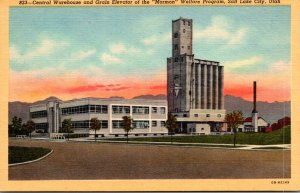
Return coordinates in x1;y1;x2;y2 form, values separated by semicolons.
29;98;168;136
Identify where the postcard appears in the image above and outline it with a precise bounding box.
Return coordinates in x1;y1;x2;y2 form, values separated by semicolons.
0;0;300;191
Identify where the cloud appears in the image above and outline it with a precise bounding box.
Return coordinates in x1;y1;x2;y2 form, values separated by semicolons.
109;43;139;54
194;16;247;46
100;53;122;64
10;38;58;63
223;56;263;70
142;32;171;46
74;49;96;60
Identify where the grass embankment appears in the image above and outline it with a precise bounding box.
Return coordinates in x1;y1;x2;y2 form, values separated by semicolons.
112;126;291;145
9;146;51;164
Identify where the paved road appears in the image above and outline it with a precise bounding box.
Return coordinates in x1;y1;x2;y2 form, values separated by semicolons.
9;139;291;180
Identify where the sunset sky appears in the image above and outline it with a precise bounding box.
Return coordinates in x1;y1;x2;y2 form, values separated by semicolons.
10;6;290;103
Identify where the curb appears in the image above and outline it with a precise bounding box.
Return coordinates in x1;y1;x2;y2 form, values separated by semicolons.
9;149;53;167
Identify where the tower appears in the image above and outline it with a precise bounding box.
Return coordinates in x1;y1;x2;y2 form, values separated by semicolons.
167;17;224;113
252;81;258;132
167;17;225;134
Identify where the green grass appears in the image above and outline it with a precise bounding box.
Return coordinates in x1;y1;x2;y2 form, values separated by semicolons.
9;146;51;164
110;126;291;145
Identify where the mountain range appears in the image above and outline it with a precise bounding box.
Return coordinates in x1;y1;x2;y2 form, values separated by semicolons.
9;95;290;124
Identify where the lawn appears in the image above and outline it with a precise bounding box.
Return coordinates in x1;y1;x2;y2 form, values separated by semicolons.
9;146;51;164
110;126;291;145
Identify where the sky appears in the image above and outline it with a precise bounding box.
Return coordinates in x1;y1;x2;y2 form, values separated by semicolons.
9;6;291;103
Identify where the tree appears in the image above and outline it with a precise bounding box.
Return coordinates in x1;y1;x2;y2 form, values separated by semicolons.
26;120;36;139
61;118;73;141
90;118;101;142
122;116;133;143
11;116;23;135
165;113;177;144
225;111;243;147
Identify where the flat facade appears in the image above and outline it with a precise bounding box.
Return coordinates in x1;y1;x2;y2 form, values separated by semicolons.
167;17;226;134
30;98;168;136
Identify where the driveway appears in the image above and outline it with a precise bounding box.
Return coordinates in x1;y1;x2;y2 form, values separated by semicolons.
9;139;291;180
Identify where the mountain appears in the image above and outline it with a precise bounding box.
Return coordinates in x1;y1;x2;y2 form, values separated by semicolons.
9;101;31;124
8;96;61;123
8;95;290;124
132;94;166;100
224;95;291;124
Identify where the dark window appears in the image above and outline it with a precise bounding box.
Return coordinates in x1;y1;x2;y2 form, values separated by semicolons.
188;46;190;50
112;106;130;114
30;110;48;119
161;121;166;127
35;123;48;131
152;121;157;127
188;21;191;26
194;114;198;117
112;120;123;129
206;114;210;117
133;121;149;129
174;33;178;38
174;44;178;50
132;106;149;114
160;107;166;114
152;107;157;113
101;120;108;129
175;57;178;62
183;29;186;33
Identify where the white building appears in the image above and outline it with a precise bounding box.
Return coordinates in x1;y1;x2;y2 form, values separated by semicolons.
29;98;168;137
243;117;269;132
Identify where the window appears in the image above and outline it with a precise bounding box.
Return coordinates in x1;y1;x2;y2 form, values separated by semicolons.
188;21;191;26
132;106;149;114
175;57;178;62
112;120;123;129
35;123;48;131
101;120;108;129
72;120;90;129
206;114;210;117
183;29;186;33
112;106;130;114
188;46;190;50
201;128;204;130
61;105;108;115
194;114;198;117
30;110;47;119
181;57;184;62
133;121;149;129
160;107;166;114
217;114;222;118
152;121;157;127
161;121;166;127
152;107;157;114
182;46;184;48
174;44;178;50
174;33;178;38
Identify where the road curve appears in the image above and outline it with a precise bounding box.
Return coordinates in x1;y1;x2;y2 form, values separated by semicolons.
9;139;291;180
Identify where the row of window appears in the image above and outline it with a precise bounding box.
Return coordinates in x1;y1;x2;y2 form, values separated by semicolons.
59;105;166;115
112;106;166;115
112;120;166;129
194;114;222;118
61;105;108;115
35;123;48;130
72;120;108;129
30;110;48;119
